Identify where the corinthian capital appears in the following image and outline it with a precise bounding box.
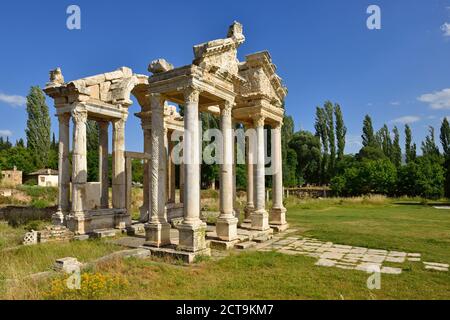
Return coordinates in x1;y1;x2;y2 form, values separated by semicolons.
184;86;200;104
221;100;234;117
252;114;265;128
71;109;87;124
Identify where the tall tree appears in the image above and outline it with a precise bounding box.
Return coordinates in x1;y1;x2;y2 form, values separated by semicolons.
86;120;99;182
315;107;329;183
289;130;321;185
391;126;402;167
440;118;450;156
405;124;416;163
334;104;346;162
377;124;392;159
281;115;297;187
421;126;440;159
440;118;450;197
25;86;51;169
324;102;336;177
361;115;376;147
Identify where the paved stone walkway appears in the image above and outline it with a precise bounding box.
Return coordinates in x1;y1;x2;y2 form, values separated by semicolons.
255;234;449;274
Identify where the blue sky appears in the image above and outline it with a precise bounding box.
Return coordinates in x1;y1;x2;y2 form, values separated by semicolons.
0;0;449;154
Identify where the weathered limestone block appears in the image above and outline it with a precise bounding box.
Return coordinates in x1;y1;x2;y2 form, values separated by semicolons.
177;222;207;253
53;257;83;274
148;59;174;74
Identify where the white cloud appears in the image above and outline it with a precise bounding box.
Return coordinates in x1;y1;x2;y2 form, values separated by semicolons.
345;134;363;153
0;130;13;137
390;101;400;106
0;92;26;107
390;115;421;124
418;88;450;109
442;22;450;36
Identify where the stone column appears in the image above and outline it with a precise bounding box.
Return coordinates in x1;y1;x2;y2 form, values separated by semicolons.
178;87;207;252
112;116;127;210
70;108;88;234
98;121;109;209
216;101;238;241
166;130;176;203
169;137;176;203
179;161;185;204
244;129;255;223
140;127;151;222
53;113;71;225
270;123;287;225
251;115;269;231
145;94;171;247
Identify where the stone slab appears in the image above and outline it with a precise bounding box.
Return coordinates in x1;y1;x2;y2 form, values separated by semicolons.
91;228;120;239
315;259;336;267
381;266;402;274
320;252;344;260
385;256;405;263
423;262;449;268
235;241;257;250
209;239;240;250
139;245;211;264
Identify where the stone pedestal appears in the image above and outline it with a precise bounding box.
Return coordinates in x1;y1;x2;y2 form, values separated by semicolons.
66;213;89;236
251;210;269;231
270;207;287;225
177;222;207;252
216;216;238;241
144;222;171;247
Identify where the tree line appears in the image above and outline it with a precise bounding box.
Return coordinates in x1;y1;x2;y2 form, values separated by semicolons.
281;101;450;199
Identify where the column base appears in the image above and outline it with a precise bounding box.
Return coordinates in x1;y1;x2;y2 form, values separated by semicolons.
177;222;207;252
144;222;171;248
251;210;270;231
52;210;65;226
66;212;89;235
216;215;239;241
243;205;255;223
270;207;287;225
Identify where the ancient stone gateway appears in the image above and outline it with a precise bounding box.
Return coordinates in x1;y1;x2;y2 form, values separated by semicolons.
44;21;288;260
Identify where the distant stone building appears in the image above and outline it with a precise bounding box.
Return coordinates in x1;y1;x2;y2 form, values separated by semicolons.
27;169;59;187
1;166;23;186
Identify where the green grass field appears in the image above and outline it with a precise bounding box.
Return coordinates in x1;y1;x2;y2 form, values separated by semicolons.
1;197;449;300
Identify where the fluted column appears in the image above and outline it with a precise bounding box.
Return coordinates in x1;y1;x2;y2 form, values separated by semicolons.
140;127;151;222
251;115;269;231
69;108;88;234
53;113;71;225
98;121;109;209
178;87;207;252
216;101;238;241
244;127;255;223
112;116;127;210
270;122;287;225
145;94;171;247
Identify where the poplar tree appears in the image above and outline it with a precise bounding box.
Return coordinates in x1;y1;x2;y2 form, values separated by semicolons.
391;126;402;167
362;115;376;147
405;124;416;163
334;104;346;162
324;101;336;176
25;86;51;169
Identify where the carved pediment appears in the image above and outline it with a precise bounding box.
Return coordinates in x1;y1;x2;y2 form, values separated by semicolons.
192;21;245;75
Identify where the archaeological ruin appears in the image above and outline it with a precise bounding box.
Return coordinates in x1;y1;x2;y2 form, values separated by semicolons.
44;21;288;260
